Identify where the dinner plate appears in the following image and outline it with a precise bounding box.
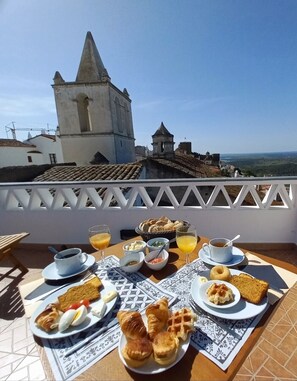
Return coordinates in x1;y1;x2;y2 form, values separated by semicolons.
118;313;190;374
29;280;117;339
42;254;96;281
191;269;268;320
199;247;245;267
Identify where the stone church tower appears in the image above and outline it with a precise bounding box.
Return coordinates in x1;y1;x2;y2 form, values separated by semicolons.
152;122;175;159
52;32;135;164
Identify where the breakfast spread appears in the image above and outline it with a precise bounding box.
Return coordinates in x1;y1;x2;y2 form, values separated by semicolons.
206;283;234;305
118;298;196;368
138;216;185;233
34;275;118;333
210;265;231;281
229;273;269;304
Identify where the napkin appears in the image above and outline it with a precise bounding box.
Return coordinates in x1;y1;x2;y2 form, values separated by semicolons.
242;265;289;290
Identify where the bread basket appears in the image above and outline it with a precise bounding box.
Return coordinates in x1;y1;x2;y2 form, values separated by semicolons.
135;219;189;242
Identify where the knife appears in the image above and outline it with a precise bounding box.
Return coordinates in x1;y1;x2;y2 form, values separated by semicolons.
64;317;118;357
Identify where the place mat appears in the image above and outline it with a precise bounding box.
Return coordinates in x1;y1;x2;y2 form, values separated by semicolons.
41;255;177;381
159;258;269;371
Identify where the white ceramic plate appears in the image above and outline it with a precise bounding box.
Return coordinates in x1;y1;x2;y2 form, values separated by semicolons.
30;280;117;339
191;269;268;320
42;255;96;281
118;313;190;374
199;280;241;309
199;247;245;267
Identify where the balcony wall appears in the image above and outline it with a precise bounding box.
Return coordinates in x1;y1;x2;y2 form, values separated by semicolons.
0;177;296;245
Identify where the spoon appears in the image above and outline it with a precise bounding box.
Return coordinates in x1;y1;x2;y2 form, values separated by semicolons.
224;234;240;247
155;243;167;258
48;246;62;258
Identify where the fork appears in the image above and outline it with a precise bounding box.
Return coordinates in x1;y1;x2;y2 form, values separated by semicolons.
188;296;242;340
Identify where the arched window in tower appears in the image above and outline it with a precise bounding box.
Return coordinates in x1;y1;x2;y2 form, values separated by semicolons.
77;93;92;132
115;97;123;132
124;103;132;137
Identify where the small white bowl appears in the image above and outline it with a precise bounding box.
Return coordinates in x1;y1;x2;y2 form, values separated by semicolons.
123;240;146;255
144;249;169;271
146;237;170;252
199;280;241;309
119;252;144;273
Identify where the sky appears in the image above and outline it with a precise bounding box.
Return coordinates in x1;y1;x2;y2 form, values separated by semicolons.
0;0;296;154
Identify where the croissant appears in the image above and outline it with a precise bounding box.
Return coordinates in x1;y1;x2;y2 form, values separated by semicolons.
35;304;62;332
145;298;169;340
117;310;147;340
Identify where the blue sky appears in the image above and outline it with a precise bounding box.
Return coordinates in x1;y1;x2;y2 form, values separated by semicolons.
0;0;296;154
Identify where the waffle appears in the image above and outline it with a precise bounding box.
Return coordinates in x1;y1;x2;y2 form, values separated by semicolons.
167;307;196;341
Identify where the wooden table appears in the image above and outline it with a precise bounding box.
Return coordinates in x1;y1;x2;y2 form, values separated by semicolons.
0;232;30;276
22;236;296;381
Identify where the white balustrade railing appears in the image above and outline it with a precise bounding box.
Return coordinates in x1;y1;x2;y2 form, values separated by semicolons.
1;177;297;245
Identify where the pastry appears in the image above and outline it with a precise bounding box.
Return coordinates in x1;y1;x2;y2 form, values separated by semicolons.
122;337;153;368
167;307;196;341
152;331;179;366
35;303;62;332
210;265;231;281
206;283;234;305
117;310;147;340
145;298;169;340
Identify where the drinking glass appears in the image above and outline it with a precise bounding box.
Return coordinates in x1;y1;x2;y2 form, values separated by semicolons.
88;225;111;265
176;225;197;265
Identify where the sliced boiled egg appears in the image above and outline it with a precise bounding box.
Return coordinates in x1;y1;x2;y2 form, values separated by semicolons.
71;305;88;326
58;309;77;332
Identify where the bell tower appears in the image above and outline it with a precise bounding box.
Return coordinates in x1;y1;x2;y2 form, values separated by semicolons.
152;122;175;159
52;32;135;164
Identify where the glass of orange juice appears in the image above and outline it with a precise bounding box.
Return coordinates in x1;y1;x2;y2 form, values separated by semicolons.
176;225;197;265
89;225;111;266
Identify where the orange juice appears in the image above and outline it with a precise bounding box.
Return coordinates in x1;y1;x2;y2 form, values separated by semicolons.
90;232;111;250
176;235;197;253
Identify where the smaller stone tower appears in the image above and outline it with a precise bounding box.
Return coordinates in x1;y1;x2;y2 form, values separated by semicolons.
152;122;175;159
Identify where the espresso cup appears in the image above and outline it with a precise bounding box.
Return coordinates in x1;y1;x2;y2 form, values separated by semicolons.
54;248;88;276
202;238;233;263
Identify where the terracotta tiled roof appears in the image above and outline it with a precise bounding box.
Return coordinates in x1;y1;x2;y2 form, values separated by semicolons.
149;152;221;178
33;163;143;182
0;139;35;148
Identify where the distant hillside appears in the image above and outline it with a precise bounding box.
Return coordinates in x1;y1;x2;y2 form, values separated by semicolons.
221;151;297;177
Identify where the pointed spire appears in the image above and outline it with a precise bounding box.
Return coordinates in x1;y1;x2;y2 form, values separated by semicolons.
76;31;110;82
152;122;173;137
53;71;65;84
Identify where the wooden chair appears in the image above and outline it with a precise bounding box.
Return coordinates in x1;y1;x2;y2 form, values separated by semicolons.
0;232;30;275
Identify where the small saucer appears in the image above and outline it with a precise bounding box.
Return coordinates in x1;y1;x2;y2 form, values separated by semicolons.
42;254;95;281
199;247;245;267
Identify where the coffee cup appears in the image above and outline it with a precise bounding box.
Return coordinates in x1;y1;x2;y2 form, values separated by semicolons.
54;248;88;276
202;238;233;263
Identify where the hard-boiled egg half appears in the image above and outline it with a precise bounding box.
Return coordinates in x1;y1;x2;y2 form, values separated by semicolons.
58;305;88;332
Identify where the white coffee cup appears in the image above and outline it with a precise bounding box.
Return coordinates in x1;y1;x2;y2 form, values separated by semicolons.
54;248;88;276
202;238;233;263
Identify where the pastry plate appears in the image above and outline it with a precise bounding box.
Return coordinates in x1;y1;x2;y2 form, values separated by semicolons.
42;254;96;281
199;280;241;309
29;280;117;339
199;247;245;267
118;313;190;374
191;269;268;320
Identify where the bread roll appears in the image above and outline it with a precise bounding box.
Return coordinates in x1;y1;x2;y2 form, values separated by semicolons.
35;304;62;332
